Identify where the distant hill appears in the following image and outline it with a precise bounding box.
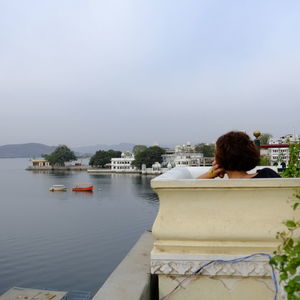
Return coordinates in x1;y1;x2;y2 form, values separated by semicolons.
0;143;57;158
0;142;176;158
72;143;178;155
72;143;136;155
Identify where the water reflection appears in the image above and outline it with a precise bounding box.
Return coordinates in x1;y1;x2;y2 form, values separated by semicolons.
136;192;159;203
130;175;159;204
0;159;159;295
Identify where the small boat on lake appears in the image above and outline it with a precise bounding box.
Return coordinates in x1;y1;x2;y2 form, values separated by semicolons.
49;184;67;192
72;183;93;192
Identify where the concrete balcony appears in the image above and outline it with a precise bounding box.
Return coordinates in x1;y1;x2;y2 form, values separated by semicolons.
150;167;300;300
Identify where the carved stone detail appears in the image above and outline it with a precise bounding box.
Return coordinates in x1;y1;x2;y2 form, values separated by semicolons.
218;277;243;291
151;259;273;277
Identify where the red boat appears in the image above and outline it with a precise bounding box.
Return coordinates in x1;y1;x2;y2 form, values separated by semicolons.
72;183;93;192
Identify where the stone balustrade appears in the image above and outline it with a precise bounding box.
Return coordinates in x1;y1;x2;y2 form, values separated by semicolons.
150;167;300;300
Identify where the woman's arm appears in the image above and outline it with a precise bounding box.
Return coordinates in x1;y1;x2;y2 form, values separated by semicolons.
197;162;225;179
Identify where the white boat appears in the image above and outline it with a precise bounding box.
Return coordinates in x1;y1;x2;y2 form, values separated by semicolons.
49;184;67;192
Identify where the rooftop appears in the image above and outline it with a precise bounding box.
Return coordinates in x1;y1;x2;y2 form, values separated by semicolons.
0;287;67;300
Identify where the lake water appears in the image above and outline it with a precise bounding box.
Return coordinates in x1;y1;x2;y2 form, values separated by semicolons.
0;159;159;296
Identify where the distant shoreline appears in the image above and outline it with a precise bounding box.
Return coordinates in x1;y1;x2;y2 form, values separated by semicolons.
87;169;141;174
26;166;90;171
26;166;163;176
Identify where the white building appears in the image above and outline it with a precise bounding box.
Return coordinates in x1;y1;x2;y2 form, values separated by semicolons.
262;134;300;166
162;142;204;167
111;152;136;171
269;134;299;145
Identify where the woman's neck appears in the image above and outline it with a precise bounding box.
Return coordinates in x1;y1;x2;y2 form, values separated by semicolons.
226;170;257;179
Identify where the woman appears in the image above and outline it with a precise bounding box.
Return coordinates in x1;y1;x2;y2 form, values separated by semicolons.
198;131;280;179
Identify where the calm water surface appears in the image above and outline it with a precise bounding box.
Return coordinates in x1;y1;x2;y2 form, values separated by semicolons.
0;159;159;296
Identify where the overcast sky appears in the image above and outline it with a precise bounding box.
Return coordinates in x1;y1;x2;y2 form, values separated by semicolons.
0;0;299;147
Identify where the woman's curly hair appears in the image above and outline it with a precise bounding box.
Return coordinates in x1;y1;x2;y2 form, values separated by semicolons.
215;131;260;171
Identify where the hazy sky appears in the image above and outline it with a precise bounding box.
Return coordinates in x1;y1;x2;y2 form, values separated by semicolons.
1;0;300;147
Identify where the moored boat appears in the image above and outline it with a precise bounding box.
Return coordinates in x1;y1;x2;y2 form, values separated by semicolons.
72;183;93;192
49;184;67;192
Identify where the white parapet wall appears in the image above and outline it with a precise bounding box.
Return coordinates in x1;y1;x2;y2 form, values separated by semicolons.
150;167;300;300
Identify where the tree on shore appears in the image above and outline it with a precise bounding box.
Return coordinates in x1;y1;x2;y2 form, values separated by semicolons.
43;145;77;166
259;155;271;166
132;146;165;168
259;133;272;145
195;143;215;157
132;145;147;156
89;149;122;168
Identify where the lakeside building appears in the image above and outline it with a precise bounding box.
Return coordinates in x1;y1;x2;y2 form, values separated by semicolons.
31;159;51;168
27;158;89;170
261;134;300;166
111;152;136;171
162;142;207;167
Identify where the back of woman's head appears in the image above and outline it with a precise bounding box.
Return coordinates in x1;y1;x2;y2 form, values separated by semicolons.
215;131;260;171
